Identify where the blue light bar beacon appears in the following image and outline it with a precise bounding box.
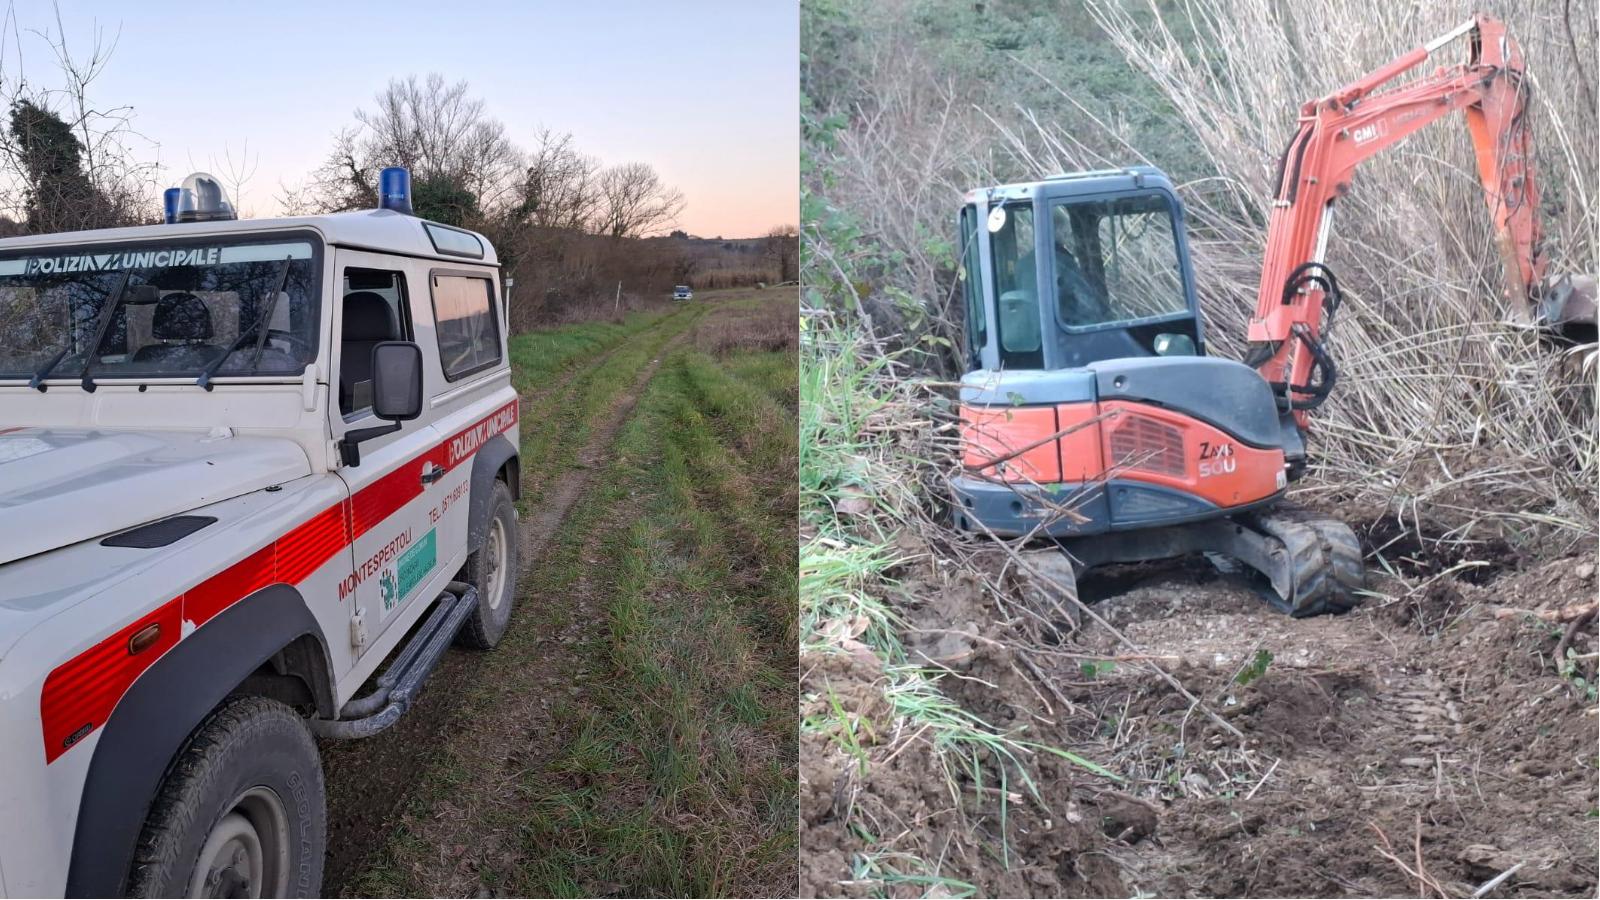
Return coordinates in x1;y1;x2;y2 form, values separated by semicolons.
379;166;413;215
162;187;181;224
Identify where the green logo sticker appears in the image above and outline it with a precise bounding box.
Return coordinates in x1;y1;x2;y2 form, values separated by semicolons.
396;528;437;604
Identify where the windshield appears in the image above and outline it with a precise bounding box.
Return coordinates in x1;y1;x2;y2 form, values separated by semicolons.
0;234;321;382
1050;193;1187;329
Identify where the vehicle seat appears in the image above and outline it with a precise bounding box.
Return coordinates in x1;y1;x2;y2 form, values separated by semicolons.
131;292;219;368
998;289;1044;368
340;291;399;413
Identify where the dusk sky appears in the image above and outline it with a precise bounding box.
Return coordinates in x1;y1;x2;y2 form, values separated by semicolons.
17;1;798;238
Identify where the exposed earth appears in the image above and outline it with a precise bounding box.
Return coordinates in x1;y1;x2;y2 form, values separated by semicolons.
801;518;1598;898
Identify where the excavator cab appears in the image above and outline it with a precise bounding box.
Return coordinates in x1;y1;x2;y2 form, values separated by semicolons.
955;167;1297;535
953;167;1361;617
961;167;1204;373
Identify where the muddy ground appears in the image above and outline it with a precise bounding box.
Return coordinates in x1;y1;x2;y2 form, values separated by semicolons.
801;522;1598;898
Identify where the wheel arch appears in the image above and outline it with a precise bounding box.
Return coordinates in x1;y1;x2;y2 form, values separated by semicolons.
64;583;332;898
466;432;519;552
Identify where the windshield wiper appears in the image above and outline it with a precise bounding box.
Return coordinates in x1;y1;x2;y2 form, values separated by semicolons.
196;257;293;391
74;271;137;394
28;346;71;392
27;271;131;392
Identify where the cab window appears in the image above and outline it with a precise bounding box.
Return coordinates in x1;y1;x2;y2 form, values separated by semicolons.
958;207;986;368
1051;194;1187;329
430;273;501;380
339;268;412;416
989;202;1042;368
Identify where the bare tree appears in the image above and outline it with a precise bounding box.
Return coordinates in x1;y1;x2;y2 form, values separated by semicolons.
764;224;798;282
514;129;597;231
0;5;158;232
288;74;522;224
596;162;685;240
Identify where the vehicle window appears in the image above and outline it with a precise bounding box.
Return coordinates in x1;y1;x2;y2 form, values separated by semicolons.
989;202;1042;368
1051;194;1187;329
430;274;500;380
339;268;412;416
958;206;986;364
422;223;484;259
0;238;319;381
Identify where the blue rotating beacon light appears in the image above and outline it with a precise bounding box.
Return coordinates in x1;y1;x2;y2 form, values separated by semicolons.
379;167;413;215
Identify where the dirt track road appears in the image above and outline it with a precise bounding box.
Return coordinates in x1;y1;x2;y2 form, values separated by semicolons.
320;289;797;897
317;309;683;891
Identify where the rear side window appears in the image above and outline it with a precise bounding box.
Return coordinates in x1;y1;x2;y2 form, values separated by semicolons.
430;273;501;380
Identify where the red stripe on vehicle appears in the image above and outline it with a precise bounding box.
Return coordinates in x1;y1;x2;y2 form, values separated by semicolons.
185;545;276;626
38;401;519;763
39;599;182;763
275;500;350;585
348;459;424;540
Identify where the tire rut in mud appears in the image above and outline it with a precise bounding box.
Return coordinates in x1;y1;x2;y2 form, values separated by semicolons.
319;319;697;894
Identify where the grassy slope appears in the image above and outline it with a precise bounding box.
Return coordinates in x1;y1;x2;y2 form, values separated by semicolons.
347;292;797;897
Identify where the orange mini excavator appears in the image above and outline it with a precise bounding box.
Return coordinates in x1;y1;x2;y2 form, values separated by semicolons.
952;15;1592;616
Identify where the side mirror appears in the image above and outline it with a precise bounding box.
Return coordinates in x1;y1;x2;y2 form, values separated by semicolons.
371;341;423;421
339;341;424;467
1152;333;1197;356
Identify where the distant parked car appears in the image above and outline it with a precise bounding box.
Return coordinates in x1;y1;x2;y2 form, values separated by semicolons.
673;285;693;301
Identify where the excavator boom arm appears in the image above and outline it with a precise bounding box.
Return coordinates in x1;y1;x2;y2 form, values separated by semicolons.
1247;15;1546;425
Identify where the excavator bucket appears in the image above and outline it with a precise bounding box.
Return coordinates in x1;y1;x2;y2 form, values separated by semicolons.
1538;273;1598;339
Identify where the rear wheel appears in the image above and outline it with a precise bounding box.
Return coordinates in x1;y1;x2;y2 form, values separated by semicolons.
457;479;518;649
127;695;324;898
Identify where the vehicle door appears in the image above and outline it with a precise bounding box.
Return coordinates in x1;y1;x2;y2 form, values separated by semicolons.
416;265;513;578
328;249;446;670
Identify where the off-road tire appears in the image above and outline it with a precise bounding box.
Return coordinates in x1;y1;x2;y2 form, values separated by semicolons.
457;478;518;649
126;695;324;898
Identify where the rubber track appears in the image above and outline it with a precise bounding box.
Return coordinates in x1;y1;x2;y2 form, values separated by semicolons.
1249;507;1364;617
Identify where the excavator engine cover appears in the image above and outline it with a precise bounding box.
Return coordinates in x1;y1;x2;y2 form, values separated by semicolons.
954;355;1289;537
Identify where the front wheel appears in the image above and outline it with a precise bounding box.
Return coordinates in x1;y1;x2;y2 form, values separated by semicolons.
126;695;325;898
457;478;518;649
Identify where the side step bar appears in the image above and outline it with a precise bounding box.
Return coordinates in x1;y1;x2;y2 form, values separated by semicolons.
308;581;477;740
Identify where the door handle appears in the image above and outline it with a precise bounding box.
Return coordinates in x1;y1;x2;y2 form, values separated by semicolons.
420;463;444;485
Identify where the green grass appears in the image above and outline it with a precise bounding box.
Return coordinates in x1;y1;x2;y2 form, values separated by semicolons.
506;307;676;389
346;296;796;898
488;341;797;896
798;319;1110;891
513;304;703;507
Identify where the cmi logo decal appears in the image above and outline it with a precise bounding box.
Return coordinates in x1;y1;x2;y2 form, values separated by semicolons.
379;568;399;610
1351;121;1388;145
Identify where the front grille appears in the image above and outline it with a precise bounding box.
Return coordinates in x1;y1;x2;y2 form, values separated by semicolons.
1109;414;1186;477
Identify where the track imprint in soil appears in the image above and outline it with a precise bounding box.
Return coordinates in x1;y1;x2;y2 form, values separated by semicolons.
1066;554;1598;898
